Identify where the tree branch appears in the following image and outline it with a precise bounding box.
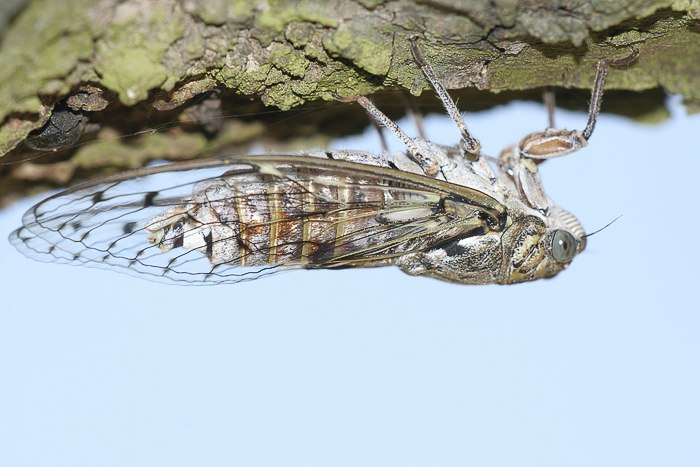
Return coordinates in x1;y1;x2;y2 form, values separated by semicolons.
0;0;698;200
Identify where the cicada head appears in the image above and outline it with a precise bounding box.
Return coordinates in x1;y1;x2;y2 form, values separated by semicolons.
396;206;587;285
500;207;586;284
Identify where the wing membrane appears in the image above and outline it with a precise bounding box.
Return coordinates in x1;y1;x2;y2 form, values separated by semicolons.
10;154;506;285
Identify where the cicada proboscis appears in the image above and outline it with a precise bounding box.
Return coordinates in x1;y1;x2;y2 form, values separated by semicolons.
9;41;638;285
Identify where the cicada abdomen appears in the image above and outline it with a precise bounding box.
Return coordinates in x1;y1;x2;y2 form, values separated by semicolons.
145;162;437;269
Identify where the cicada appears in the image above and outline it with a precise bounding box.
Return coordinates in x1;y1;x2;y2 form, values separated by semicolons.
9;41;638;285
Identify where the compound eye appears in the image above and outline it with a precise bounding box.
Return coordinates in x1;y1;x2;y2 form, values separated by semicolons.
551;230;577;263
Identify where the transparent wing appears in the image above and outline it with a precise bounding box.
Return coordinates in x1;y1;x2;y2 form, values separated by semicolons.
10;154;506;285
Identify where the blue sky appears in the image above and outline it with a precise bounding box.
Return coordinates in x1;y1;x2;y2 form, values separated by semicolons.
1;95;698;467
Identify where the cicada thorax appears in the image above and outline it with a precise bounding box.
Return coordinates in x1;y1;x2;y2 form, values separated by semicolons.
144;165;447;270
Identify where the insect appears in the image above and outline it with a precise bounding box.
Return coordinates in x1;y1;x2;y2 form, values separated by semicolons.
24;100;88;151
9;40;638;285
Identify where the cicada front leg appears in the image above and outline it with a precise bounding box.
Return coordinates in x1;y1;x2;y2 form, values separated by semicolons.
517;46;640;162
501;47;639;212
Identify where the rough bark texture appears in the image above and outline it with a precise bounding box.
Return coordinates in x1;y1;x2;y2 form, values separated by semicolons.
0;0;698;202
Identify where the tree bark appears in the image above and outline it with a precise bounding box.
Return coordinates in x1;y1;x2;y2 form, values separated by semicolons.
0;0;698;200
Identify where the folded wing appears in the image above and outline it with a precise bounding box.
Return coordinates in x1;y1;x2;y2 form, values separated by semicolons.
10;155;506;285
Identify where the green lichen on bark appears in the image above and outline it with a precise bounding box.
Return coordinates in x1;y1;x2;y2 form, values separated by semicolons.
0;0;699;161
94;4;186;105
